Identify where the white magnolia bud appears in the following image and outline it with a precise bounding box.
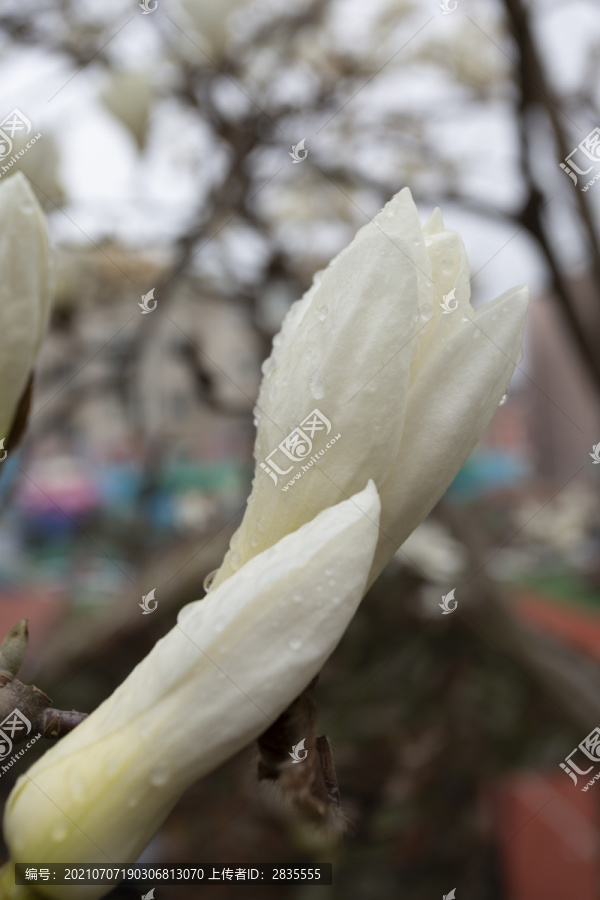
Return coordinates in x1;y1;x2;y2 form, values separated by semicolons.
212;187;528;590
0;172;50;441
1;482;381;898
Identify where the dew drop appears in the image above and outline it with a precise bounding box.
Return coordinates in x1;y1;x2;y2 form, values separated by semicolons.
318;305;328;321
203;569;218;592
257;519;266;533
230;552;241;572
316;583;324;593
52;822;68;843
214;617;226;634
292;590;303;602
150;764;170;787
250;536;259;548
325;567;333;577
332;595;342;605
328;578;336;587
288;636;303;651
499;392;509;406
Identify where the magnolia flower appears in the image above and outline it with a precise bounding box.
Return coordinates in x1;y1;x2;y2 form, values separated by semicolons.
101;71;155;152
179;0;247;57
0;172;50;443
1;482;380;899
211;187;528;591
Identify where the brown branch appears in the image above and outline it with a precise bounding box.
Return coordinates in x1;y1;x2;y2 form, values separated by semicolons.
0;621;87;751
502;0;600;394
257;677;345;828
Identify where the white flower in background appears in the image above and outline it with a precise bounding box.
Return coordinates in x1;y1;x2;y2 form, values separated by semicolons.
211;187;528;592
179;0;248;57
6;132;63;210
0;172;50;442
101;71;155;152
1;483;380;897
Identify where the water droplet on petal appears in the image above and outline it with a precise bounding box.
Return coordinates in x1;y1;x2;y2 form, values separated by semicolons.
250;536;258;548
288;636;303;651
328;578;336;587
257;519;266;533
292;590;303;602
230;552;241;572
332;596;341;605
150;764;170;787
52;822;68;842
214;617;226;634
499;392;509;406
318;305;328;320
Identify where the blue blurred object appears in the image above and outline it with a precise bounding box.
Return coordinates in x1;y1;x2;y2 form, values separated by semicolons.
448;451;530;501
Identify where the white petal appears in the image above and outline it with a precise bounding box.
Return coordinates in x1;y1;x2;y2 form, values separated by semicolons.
368;285;528;583
0;173;49;436
4;483;381;885
214;189;430;588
